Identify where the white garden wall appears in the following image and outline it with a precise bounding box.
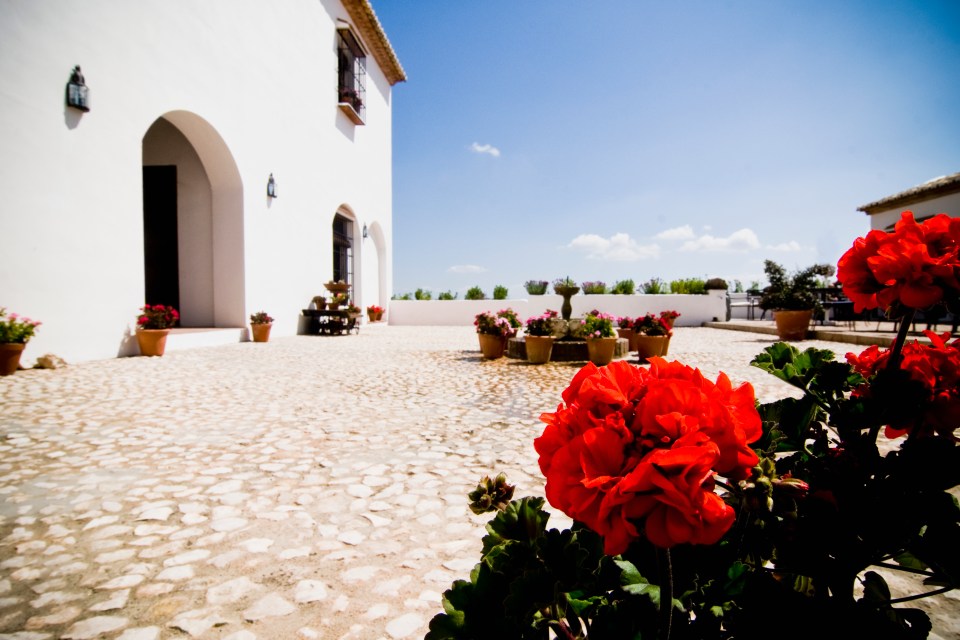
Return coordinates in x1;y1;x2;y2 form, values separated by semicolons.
387;291;728;327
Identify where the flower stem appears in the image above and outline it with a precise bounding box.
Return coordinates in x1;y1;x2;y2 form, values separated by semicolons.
869;307;916;443
660;548;673;640
888;308;916;370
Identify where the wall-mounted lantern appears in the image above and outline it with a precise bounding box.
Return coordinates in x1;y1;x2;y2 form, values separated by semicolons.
362;224;368;239
267;174;277;198
66;65;90;112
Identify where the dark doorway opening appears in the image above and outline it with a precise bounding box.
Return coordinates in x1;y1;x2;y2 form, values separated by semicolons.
333;214;353;287
143;165;180;310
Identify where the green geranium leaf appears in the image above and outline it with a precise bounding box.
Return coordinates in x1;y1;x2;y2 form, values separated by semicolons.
616;559;661;605
751;343;838;391
756;396;820;451
892;550;929;573
425;580;472;639
482;497;549;554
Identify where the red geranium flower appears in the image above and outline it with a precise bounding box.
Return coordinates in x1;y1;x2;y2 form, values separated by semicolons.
535;359;761;555
846;331;960;439
838;211;960;313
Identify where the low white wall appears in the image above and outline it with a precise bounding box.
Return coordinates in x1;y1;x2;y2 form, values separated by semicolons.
387;291;728;327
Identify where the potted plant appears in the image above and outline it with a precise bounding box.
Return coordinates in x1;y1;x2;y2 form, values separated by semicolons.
615;315;636;351
249;310;274;343
312;295;327;310
632;312;671;362
581;311;617;366
135;304;179;357
523;310;559;365
329;292;349;311
581;280;607;294
325;280;350;295
553;277;580;320
524;280;549;295
759;260;836;340
0;307;41;375
366;305;385;322
659;309;681;355
474;308;520;360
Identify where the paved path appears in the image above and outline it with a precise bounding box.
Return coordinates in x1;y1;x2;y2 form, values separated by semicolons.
1;326;956;639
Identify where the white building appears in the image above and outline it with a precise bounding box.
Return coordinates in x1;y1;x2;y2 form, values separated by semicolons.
0;0;405;363
858;172;960;230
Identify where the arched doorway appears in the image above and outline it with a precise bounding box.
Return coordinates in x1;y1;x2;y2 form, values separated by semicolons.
141;111;245;328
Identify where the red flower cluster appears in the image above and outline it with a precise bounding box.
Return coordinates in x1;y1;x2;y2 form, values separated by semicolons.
837;211;960;313
847;331;960;439
136;304;179;330
535;359;762;555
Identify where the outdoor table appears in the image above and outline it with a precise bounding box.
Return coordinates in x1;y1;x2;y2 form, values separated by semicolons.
301;309;360;335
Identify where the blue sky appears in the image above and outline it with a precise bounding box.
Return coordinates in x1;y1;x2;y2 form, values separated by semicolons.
373;1;960;298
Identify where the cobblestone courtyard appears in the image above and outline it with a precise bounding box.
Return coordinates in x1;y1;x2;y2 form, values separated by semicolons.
1;326;957;639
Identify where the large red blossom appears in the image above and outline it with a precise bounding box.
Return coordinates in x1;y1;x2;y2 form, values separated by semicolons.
535;359;761;555
837;211;960;313
846;331;960;439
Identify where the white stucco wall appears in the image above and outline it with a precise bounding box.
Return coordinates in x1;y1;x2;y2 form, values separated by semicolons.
0;0;396;363
868;192;960;231
387;292;729;328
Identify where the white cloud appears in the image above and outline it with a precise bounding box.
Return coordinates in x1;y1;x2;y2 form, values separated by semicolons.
469;142;501;157
448;264;488;274
566;232;660;261
765;240;804;251
680;228;760;252
655;224;696;241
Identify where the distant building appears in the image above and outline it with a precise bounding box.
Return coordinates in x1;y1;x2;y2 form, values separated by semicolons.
858;172;960;230
0;0;405;363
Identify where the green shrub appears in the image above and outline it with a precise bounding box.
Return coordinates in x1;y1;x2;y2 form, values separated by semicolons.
493;285;508;300
670;278;706;294
611;279;636;295
640;278;666;294
392;293;412;300
414;288;432;300
465;286;486;300
704;277;728;290
733;279;744;293
438;291;458;300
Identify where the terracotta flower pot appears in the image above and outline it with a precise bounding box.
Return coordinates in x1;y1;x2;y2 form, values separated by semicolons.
524;335;554;364
251;323;272;343
136;328;170;357
635;334;669;363
617;327;637;351
376;311;383;321
586;336;618;366
367;311;377;323
773;309;813;341
0;343;26;376
477;333;506;360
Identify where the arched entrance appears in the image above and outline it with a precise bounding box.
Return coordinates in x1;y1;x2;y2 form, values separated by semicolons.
366;221;387;308
141;111;245;328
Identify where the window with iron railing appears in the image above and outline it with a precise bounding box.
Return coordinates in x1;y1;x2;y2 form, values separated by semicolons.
337;27;366;125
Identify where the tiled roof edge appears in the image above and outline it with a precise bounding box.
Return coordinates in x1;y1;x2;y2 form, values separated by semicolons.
342;0;407;86
858;172;960;214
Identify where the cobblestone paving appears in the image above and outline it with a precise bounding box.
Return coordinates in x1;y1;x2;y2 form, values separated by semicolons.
0;326;956;639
